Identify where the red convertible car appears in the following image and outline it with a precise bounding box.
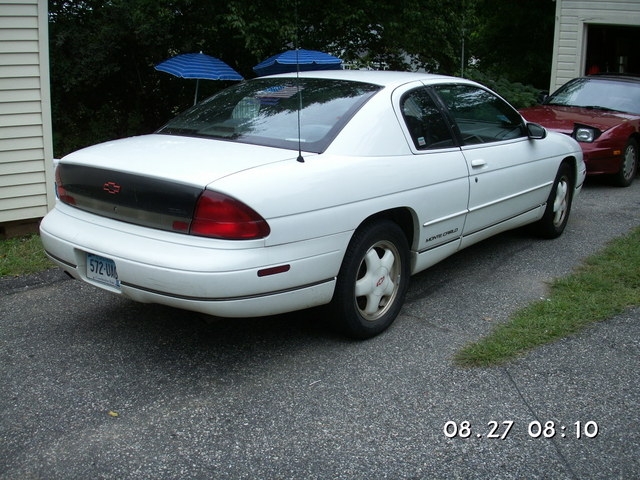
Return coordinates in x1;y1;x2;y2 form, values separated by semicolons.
520;75;640;187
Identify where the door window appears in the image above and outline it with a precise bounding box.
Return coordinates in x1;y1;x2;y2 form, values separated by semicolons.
432;85;526;145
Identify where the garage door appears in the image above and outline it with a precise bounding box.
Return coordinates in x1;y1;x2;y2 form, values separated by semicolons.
585;25;640;76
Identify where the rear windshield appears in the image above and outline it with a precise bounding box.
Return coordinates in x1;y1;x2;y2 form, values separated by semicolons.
157;78;381;153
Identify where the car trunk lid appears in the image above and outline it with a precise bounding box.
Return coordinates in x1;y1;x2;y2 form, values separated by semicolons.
60;134;299;184
55;134;299;234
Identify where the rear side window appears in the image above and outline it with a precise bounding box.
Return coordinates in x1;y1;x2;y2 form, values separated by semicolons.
401;89;456;150
432;84;525;145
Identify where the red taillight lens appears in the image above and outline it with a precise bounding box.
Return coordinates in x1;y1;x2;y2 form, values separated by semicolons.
190;190;270;240
55;165;76;205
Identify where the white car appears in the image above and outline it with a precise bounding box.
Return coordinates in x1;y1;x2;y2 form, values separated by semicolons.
40;70;586;338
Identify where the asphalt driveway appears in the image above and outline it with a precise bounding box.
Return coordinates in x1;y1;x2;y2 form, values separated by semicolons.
1;178;639;479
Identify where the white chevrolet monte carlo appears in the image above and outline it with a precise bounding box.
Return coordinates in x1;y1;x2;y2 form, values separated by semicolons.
41;70;586;339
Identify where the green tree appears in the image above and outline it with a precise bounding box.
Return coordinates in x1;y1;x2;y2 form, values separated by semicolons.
48;0;554;157
223;0;473;73
469;0;556;88
49;0;242;156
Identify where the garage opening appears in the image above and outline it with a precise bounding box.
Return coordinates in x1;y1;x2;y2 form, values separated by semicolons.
585;24;640;75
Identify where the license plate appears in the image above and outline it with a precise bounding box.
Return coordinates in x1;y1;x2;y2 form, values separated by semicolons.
86;253;120;289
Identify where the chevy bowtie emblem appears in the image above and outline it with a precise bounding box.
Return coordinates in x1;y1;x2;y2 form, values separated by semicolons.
103;181;121;194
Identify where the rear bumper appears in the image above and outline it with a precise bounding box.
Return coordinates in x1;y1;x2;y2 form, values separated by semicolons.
40;205;347;317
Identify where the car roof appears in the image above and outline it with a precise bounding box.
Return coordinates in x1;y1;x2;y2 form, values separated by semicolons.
260;69;467;88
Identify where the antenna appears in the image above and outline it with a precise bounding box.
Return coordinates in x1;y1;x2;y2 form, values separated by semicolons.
295;1;304;163
296;51;304;163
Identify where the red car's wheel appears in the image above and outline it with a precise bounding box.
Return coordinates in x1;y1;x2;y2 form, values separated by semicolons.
614;138;639;187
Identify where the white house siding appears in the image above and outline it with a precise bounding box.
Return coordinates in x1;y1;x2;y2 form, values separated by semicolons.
0;0;54;233
550;0;640;92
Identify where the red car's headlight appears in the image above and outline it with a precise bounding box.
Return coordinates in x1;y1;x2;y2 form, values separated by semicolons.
573;125;600;143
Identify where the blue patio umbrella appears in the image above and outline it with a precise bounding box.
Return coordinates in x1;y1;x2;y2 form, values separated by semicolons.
253;49;342;76
155;52;243;105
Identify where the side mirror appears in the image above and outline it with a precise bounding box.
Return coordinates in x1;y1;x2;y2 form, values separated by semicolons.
537;91;549;104
526;122;547;139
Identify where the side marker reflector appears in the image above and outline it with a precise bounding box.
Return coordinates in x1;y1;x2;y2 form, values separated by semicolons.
258;265;290;277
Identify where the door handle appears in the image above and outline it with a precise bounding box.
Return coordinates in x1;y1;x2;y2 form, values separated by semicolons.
471;159;487;168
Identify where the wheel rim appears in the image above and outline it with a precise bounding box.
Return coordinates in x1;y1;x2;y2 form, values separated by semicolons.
622;144;638;181
354;240;402;322
552;177;569;227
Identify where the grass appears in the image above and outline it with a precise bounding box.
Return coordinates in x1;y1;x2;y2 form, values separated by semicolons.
454;226;640;367
0;234;54;277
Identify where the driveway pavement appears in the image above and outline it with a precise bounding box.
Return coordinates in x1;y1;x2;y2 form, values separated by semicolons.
1;178;639;479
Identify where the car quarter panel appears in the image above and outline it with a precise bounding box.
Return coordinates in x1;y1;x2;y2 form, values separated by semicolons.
207;149;470;255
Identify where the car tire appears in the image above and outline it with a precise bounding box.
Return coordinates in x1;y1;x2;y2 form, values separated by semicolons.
331;220;410;339
533;162;574;239
613;138;639;187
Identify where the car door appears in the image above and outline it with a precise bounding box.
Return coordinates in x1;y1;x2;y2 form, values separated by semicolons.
393;85;470;272
431;83;553;247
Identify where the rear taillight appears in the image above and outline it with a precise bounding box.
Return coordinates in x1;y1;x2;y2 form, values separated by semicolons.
55;165;76;205
189;190;270;240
